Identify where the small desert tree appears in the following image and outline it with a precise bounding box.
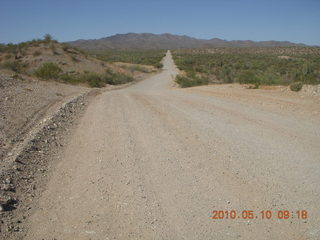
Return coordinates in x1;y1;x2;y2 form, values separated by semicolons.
44;34;53;42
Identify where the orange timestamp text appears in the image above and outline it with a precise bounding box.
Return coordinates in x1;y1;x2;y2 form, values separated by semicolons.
211;210;308;220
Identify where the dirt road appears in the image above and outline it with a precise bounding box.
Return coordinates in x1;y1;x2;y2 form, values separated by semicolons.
25;51;320;239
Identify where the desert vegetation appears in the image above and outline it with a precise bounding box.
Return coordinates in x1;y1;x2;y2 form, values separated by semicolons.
122;65;150;73
34;62;62;79
173;47;320;89
33;62;134;87
1;60;28;73
0;35;144;88
0;35;57;54
91;49;166;69
175;74;208;88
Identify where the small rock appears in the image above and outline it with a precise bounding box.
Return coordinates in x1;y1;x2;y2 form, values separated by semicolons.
0;183;14;191
13;165;21;171
4;178;11;184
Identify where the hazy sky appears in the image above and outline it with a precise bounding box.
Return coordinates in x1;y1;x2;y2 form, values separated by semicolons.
1;0;319;45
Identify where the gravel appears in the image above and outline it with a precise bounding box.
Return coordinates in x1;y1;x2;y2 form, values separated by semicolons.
0;74;91;238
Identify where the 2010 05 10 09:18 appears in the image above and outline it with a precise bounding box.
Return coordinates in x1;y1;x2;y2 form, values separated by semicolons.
211;210;308;220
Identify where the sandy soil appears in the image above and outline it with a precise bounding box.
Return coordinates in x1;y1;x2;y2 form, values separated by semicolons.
6;52;320;239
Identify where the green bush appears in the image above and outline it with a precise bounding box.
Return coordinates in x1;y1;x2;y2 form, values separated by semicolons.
59;72;103;87
44;34;53;42
220;66;233;83
34;62;62;79
175;75;208;88
59;73;77;83
60;70;134;87
79;73;105;87
238;71;260;85
126;65;149;73
104;71;134;85
290;82;303;92
155;62;163;69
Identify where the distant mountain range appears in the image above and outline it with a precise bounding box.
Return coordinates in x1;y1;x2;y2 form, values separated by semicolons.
68;33;306;50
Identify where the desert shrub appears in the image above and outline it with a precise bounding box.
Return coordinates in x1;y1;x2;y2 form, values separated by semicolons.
61;44;70;51
44;34;53;42
88;78;104;87
238;71;260;85
0;44;6;53
155;62;163;69
59;73;77;83
172;48;320;86
1;61;27;73
175;75;194;88
290;82;303;92
59;70;133;87
94;49;166;68
78;73;105;87
104;71;134;85
60;72;104;87
30;39;42;45
220;66;233;83
175;75;208;88
126;65;149;73
34;62;62;79
260;68;279;85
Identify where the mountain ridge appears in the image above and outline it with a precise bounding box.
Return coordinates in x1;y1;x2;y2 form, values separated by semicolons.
68;33;307;50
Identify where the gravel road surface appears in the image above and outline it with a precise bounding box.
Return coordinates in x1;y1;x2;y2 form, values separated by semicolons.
24;51;320;240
